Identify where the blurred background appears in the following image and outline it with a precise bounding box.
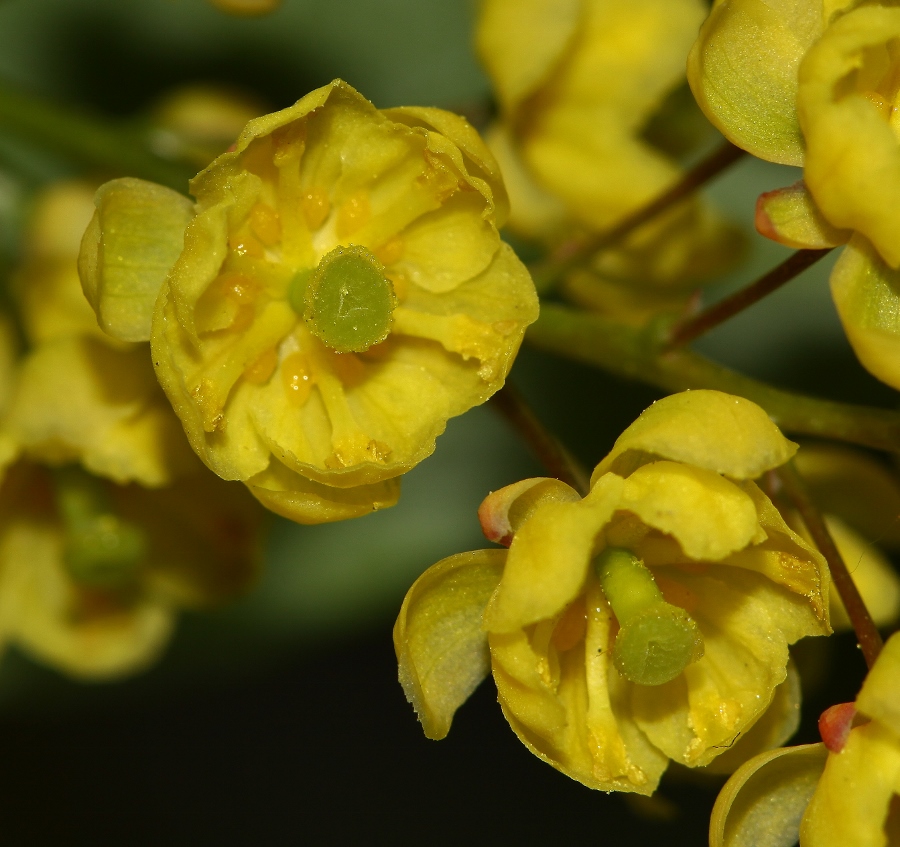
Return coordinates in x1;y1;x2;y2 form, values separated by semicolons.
0;0;887;841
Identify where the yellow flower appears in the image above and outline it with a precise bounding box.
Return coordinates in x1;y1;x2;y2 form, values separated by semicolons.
710;631;900;847
689;0;900;390
395;390;831;794
476;0;741;321
0;460;263;680
79;80;538;524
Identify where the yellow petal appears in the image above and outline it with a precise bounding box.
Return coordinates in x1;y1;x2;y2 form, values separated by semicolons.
383;105;510;223
484;472;624;632
79;178;195;342
485;122;569;242
6;337;197;487
394;549;506;739
856;630;900;730
393;191;500;294
475;0;581;116
830;235;900;391
799;6;900;267
755;181;851;249
704;660;802;775
709;743;827;847
724;481;830;624
800;722;900;847
246;458;400;524
620;461;760;561
688;0;820;166
478;477;582;546
591;390;798;484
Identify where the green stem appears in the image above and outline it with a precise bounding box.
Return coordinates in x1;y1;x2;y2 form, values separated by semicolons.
528;304;900;454
0;81;194;191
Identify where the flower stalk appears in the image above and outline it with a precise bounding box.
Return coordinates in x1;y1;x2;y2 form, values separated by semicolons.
489;382;590;495
776;461;883;669
666;247;833;349
530;140;746;292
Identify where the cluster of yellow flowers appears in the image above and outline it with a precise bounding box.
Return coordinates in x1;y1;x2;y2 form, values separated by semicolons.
3;0;900;840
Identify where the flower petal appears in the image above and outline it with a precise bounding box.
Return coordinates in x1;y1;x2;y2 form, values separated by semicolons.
394;549;506;740
688;0;820;166
484;472;624;632
755;181;850;249
475;0;581;116
800;722;900;847
704;660;802;775
799;6;900;267
620;461;760;561
830;235;900;391
709;743;827;847
79;178;195;343
246;458;400;524
0;518;174;680
856;630;900;729
591;390;797;483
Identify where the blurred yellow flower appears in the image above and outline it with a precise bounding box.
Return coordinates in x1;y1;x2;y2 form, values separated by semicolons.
710;631;900;847
0;459;263;680
79;80;538;523
689;0;900;390
7;180;196;488
476;0;741;322
395;390;831;794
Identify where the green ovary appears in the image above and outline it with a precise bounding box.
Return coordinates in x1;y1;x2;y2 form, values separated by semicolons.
300;244;396;353
54;467;147;588
595;546;704;686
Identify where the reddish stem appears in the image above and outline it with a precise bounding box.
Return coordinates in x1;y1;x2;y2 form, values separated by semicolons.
667;248;832;349
489;383;590;496
776;461;883;669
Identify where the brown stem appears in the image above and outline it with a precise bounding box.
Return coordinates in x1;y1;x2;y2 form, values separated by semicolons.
489;383;590;496
667;248;833;349
777;461;883;669
531;140;746;292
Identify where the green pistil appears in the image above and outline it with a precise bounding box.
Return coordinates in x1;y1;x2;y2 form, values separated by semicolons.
299;244;396;353
594;547;704;686
54;467;147;588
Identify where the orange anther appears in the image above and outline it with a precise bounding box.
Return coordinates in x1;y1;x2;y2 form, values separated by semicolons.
336;191;371;238
302;187;331;231
249;203;282;247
